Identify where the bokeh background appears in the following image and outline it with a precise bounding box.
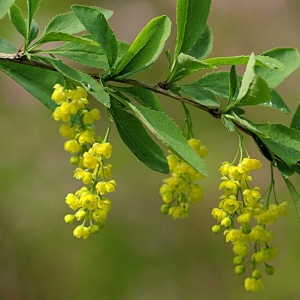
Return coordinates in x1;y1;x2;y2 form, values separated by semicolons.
1;0;299;299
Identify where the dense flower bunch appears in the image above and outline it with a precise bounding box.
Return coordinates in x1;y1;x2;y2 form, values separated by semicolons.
51;84;116;239
160;138;208;219
211;157;288;291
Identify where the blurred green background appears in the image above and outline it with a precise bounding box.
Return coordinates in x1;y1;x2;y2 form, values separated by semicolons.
1;0;300;299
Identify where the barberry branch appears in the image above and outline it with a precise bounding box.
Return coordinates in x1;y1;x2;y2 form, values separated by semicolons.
1;51;299;171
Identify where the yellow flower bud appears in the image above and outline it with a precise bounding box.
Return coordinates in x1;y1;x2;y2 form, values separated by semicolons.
244;277;263;292
90;224;100;234
64;214;75;224
234;265;245;275
252;269;262;279
212;224;222;234
64;139;81;153
221;216;231;227
75;209;86;221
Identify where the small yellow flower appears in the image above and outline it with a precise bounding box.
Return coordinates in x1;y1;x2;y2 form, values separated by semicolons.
232;242;249;256
65;193;80;210
169;203;190;219
59;124;76;139
51;84;67;104
159;184;174;203
67;86;88;101
96;180;117;195
93;209;108;223
219;161;231;176
223;196;240;214
92;142;113;159
244;277;263;292
64;139;81;153
225;229;242;243
211;208;227;222
83;108;101;124
219;180;239;196
241;158;262;171
82;152;98;169
78;129;95;144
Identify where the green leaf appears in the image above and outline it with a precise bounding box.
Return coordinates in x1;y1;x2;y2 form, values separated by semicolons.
188;26;213;60
251;133;274;163
203;55;285;70
26;0;40;27
33;9;112;48
0;38;17;53
72;6;118;69
42;12;86;35
170;53;215;82
252;123;300;166
28;19;39;44
291;104;300;131
117;86;164;112
9;3;27;38
234;53;271;107
112;15;171;79
229;65;238;101
110;101;169;173
221;115;236;132
71;5;114;27
40;56;110;107
182;71;239;99
180;86;219;107
42;40;129;69
282;177;300;218
260;89;290;113
230;113;269;138
126;103;207;176
0;0;15;20
35;32;97;47
276;159;295;177
0;59;63;111
255;48;300;88
175;0;211;59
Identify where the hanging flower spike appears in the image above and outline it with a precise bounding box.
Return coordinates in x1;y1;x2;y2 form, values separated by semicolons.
211;157;287;292
51;84;115;239
160;138;208;219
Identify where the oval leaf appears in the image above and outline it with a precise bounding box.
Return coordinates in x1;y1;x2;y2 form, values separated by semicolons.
255;48;300;88
9;3;27;38
188;26;213;60
113;15;171;79
252;123;300;166
126;103;207;176
0;59;63;111
72;5;118;68
235;53;271;107
110;101;169;173
180;86;219;107
175;0;211;58
42;40;129;69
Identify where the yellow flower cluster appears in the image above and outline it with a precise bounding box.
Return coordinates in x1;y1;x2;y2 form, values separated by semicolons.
51;84;116;239
212;158;287;292
160;138;208;219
